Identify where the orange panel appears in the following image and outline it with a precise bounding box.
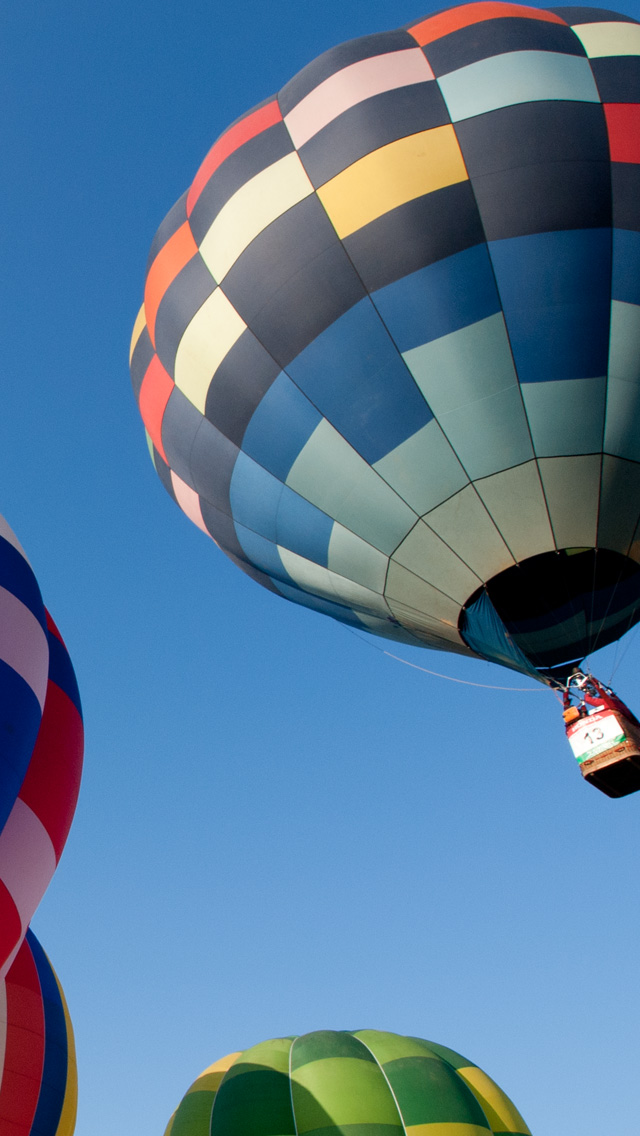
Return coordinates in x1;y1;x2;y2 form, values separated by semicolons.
144;222;198;347
187;99;282;215
408;2;565;47
138;355;174;463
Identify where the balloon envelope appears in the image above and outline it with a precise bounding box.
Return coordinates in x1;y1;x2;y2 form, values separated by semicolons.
131;3;640;682
0;929;77;1136
162;1029;530;1136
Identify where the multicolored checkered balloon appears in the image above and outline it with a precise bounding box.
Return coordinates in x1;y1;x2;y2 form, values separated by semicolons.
131;2;640;683
162;1029;531;1136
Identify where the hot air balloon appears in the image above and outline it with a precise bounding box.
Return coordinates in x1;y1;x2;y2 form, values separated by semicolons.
0;928;77;1136
0;611;83;978
130;3;640;792
162;1029;530;1136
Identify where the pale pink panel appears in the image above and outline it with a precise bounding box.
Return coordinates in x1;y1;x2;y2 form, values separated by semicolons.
0;799;56;979
0;586;48;711
285;48;435;149
171;472;211;536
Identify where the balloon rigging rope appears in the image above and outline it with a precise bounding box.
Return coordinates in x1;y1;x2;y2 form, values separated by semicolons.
347;631;553;692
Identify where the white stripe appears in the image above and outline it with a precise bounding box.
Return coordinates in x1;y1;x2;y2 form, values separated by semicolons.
0;585;49;711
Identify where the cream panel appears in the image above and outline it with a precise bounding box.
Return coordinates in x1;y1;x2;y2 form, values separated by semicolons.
199;152;315;281
278;547;392;617
474;461;556;561
572;20;640;57
385;560;462;626
423;485;515;581
391;520;481;603
537;455;601;549
598;454;640;556
174;288;246;412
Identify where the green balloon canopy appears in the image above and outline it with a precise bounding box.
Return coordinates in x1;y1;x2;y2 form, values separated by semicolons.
163;1029;530;1136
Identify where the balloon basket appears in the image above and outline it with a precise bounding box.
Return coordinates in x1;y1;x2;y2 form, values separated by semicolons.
572;714;640;798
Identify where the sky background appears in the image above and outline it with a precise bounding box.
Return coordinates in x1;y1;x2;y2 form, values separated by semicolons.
3;1;640;1133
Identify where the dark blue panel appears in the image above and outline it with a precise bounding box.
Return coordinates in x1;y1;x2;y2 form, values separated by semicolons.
146;191;188;274
372;243;501;353
489;228;612;383
276;488;334;568
47;630;81;718
241;374;322;482
154;254;216;377
287;298;432;464
28;929;68;1136
130;324;154;399
612;228;640;306
0;536;46;632
0;660;42;831
424;15;584;77
162;387;202;489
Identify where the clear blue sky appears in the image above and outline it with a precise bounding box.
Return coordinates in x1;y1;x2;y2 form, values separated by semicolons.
3;1;640;1133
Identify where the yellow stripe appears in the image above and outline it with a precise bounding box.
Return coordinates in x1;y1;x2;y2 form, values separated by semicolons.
130;304;147;363
457;1067;531;1135
163;1110;177;1136
199;151;314;281
317;126;467;239
572;20;640;57
174;288;246;413
406;1125;491;1135
53;969;78;1136
186;1052;242;1093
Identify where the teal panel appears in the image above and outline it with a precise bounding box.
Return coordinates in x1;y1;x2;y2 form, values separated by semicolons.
373;419;469;515
286;420;417;554
422;485;515;581
391;519;481;604
598;455;640;556
537;455;601;548
403;313;532;478
438;50;599;123
327;523;389;593
605;300;640;461
521;376;606;457
474;461;556;562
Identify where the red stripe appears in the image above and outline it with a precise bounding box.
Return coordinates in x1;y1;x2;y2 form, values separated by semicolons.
0;939;45;1134
138;355;174;464
18;684;83;863
187;99;283;215
604;103;640;164
408;2;565;45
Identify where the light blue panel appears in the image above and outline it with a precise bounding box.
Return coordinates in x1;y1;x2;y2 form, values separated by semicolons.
605;299;640;461
598;455;640;556
373;419;469;515
241;372;322;481
424;485;515;581
474;461;556;562
371;244;501;353
276;487;334;567
404;313;532;478
273;578;369;630
327;524;389;594
439;50;599;123
286;419;417;554
522;376;606;457
234;523;290;583
230;451;284;542
537;455;601;548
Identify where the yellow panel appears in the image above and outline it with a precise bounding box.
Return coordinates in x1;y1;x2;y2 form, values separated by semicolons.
406;1125;491;1135
130;304;146;362
187;1052;242;1093
174;289;246;413
54;969;78;1136
572;20;640;57
317;126;468;239
199;152;314;280
457;1067;531;1135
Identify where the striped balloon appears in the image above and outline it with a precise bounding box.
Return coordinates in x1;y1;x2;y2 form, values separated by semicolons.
163;1029;530;1136
0;929;77;1136
131;2;640;684
0;612;83;979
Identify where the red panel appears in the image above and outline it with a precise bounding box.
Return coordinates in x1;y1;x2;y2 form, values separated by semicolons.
18;684;83;862
408;2;565;46
0;940;44;1133
187;99;283;215
0;880;22;970
604;103;640;164
138;355;174;464
144;221;198;347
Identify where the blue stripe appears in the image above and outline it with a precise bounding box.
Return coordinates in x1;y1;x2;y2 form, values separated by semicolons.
372;243;501;353
47;630;82;719
241;373;322;482
27;929;69;1136
0;660;42;831
230;454;334;566
0;535;46;632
